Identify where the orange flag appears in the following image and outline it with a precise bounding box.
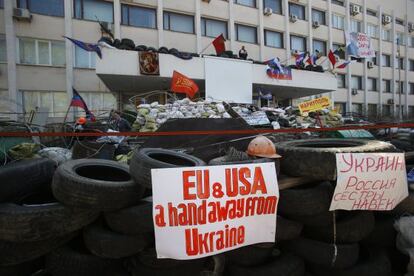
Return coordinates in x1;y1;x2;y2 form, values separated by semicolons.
170;70;199;98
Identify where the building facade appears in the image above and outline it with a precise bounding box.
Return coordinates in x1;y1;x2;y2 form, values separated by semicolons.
1;0;414;121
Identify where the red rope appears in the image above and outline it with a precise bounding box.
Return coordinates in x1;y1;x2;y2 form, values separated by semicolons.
1;123;413;137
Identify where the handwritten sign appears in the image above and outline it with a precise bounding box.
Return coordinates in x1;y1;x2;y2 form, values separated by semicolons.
151;163;279;260
329;153;408;211
345;32;376;58
239;111;271;126
298;97;331;114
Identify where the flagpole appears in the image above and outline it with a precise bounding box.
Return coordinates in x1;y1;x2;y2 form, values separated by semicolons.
199;42;212;55
63;105;71;124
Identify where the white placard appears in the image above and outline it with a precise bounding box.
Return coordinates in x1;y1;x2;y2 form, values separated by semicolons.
151;163;278;260
205;56;253;104
329;153;408;211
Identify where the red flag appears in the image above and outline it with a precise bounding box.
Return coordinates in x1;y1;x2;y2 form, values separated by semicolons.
170;71;199;98
328;50;337;67
212;34;226;55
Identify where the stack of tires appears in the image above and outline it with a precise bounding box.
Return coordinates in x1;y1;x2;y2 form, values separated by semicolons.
275;138;412;275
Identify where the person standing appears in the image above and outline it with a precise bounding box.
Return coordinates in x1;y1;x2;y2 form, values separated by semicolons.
239;46;248;60
110;110;131;132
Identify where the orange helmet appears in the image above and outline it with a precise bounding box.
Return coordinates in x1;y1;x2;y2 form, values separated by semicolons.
247;136;281;159
76;117;86;125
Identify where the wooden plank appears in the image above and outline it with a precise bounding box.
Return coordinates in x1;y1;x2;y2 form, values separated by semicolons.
278;175;317;190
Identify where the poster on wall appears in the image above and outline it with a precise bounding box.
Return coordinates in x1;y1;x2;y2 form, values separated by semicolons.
345;32;376;58
139;52;160;75
151;163;279;260
329;153;408;211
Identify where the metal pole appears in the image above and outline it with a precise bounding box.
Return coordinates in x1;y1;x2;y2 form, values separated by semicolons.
398;38;402;122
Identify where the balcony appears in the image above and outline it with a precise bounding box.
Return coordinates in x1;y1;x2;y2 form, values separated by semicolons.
96;48;337;101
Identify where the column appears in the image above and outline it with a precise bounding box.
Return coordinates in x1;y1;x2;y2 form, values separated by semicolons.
157;0;163;47
327;0;334;106
362;0;368;116
229;0;235;53
345;0;352;113
195;0;201;54
307;0;313;54
4;0;18;121
391;10;396;118
113;0;121;39
64;0;74;121
258;0;265;61
378;5;383;117
283;0;290;61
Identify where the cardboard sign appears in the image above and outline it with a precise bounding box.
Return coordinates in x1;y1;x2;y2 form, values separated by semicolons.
330;153;408;211
239;111;271;126
298;96;331;114
345;32;376;58
151;163;279;260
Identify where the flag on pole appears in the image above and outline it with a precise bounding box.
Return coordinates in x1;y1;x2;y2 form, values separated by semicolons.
294;52;306;66
71;88;96;121
307;54;318;65
328;50;337;67
64;36;102;59
336;60;355;69
212;34;226;55
170;71;199;98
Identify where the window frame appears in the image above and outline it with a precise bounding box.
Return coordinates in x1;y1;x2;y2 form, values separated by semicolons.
17;37;66;67
73;44;96;69
263;0;282;15
289;3;306;20
367;77;377;91
201;17;228;39
313;39;327;56
311;9;326;25
120;4;157;29
410;83;414;95
332;14;345;30
73;0;114;23
410;59;414;71
331;0;344;6
0;34;6;63
337;74;346;88
382;54;391;67
17;0;64;17
367;24;378;39
350;19;361;33
366;9;377;17
234;0;257;8
351;75;363;90
235;24;258;44
163;11;195;34
382;79;391;93
264;29;283;48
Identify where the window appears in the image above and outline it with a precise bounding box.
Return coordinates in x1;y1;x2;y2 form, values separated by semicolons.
163;12;194;34
0;0;3;8
366;9;377;17
0;90;10;118
367;52;377;65
382;54;391;67
22;91;69;117
337;74;346;88
396;18;404;26
410;60;414;71
290;35;306;52
18;38;65;66
121;5;156;29
409;106;414;118
235;0;256;7
383;79;391;93
333;43;345;59
408;36;414;47
396;33;405;46
17;0;64;17
395;57;404;69
332;0;344;6
332;14;345;30
74;0;113;23
382;29;391;42
367;24;378;38
410;83;414;95
264;30;283;48
351;76;363;90
396;81;405;94
367;78;377;91
382;105;391;117
235;24;257;43
74;46;96;68
234;0;256;8
79;92;117;117
352;103;362;114
334;103;346;115
289;3;305;20
0;35;6;62
264;0;282;14
312;9;325;25
350;20;361;33
201;18;228;38
368;104;377;118
313;39;326;55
